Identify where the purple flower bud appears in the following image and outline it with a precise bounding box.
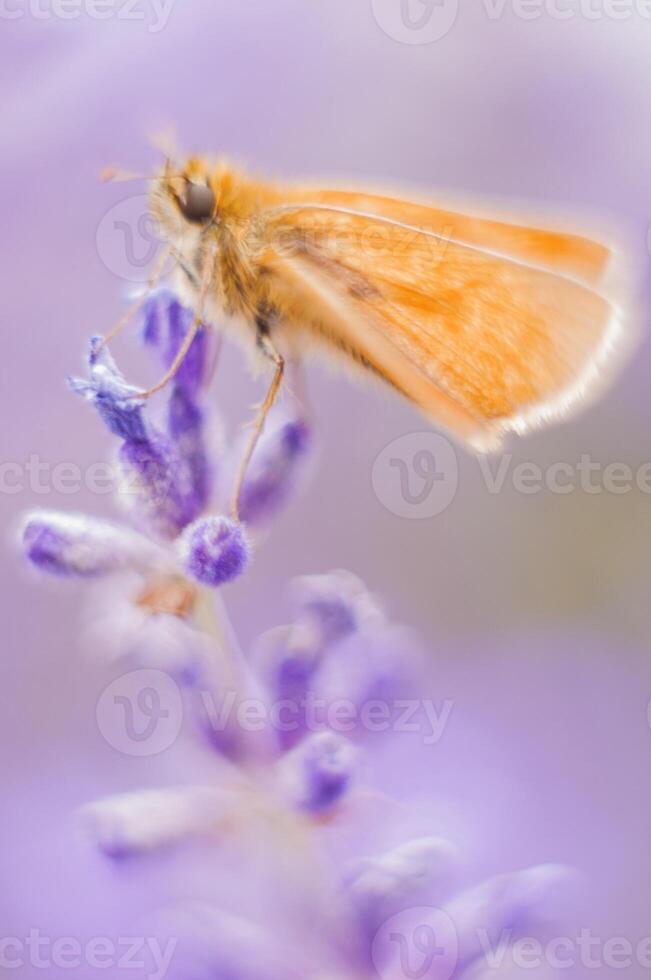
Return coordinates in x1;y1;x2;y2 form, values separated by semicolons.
142;289;208;397
166;387;211;519
292;570;385;648
283;731;355;813
69;338;147;442
316;624;426;732
446;864;577;977
348;837;460;936
252;624;324;749
178;515;250;587
80;786;226;859
253;623;322;700
142;292;213;517
116;435;188;539
191;650;275;764
236;417;312;527
21;510;162;577
72;339;207;539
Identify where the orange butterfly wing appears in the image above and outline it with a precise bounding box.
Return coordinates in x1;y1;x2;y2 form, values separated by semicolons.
275;186;611;288
260;196;623;451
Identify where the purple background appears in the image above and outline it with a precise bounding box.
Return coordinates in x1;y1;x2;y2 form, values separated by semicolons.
3;1;651;975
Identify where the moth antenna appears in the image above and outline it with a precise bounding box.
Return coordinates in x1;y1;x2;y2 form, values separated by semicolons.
101;163;187;185
149;124;179;161
100;166;149;184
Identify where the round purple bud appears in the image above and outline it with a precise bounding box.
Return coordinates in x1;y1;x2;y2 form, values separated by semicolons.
178;515;250;587
292;570;384;648
285;731;355;814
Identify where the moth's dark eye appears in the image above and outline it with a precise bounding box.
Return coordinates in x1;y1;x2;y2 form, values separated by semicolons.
180;182;215;223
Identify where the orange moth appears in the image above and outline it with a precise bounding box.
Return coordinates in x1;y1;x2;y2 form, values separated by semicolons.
104;157;629;512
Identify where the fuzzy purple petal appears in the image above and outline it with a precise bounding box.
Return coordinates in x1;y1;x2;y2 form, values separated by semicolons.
237;418;312;527
178;515;250;587
81;787;226;859
166;387;211;518
142;289;209;397
252;623;325;749
348;837;460;941
69;337;147;442
22;510;162;577
283;731;355;813
292;569;385;648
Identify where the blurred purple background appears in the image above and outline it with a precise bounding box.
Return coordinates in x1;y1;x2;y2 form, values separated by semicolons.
3;1;651;976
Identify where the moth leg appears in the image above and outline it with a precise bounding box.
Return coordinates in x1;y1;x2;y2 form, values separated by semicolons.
135;249;214;399
231;320;285;521
96;244;173;354
287;352;311;423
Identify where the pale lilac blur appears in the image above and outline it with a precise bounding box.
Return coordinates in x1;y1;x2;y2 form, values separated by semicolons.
3;3;651;978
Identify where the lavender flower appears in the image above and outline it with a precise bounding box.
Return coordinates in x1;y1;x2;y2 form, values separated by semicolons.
292;568;385;646
70;338;207;539
22;510;163;577
177;515;250;587
22;288;575;980
141;288;209;398
143;290;213;514
347;835;461;930
24;297;251;592
251;623;324;748
235;415;312;527
80;786;228;858
282;730;356;813
68;336;148;441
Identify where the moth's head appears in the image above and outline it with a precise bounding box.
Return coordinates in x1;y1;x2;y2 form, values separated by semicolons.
149;157;218;242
